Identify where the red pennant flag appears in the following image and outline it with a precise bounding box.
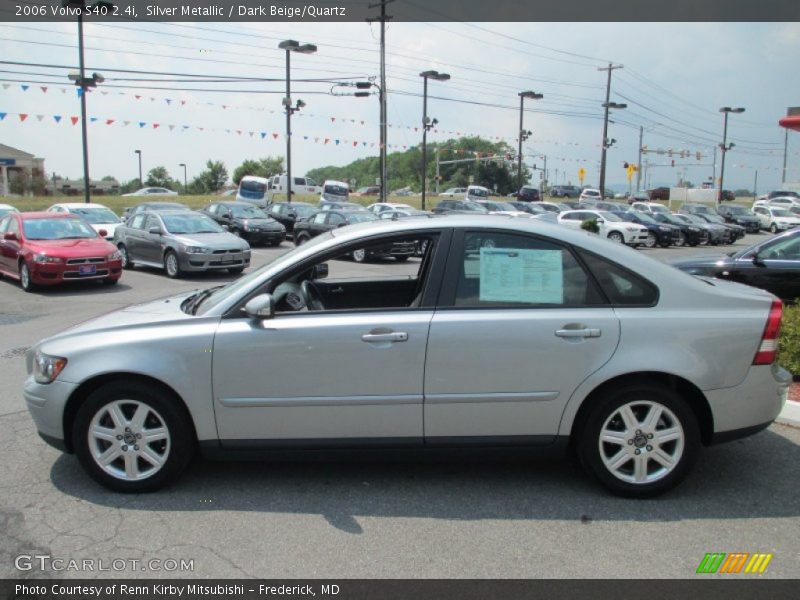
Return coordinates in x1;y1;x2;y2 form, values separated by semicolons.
324;138;330;144
352;141;358;147
236;130;242;135
180;100;186;106
106;119;114;125
19;113;28;122
272;133;279;139
40;87;48;93
222;105;227;110
330;117;335;122
70;116;79;125
153;123;160;129
135;95;141;100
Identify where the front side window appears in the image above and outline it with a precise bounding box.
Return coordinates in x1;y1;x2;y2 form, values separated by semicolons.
130;214;146;230
312;213;327;225
161;214;223;234
452;232;603;308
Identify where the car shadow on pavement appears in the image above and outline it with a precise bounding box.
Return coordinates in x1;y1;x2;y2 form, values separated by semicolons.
50;426;800;533
9;281;135;297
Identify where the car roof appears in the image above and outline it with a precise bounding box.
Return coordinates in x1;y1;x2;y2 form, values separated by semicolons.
51;202;111;209
17;211;79;220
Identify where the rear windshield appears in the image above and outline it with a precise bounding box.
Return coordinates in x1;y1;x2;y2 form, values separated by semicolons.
240;180;267;193
324;185;349;196
69;207;120;224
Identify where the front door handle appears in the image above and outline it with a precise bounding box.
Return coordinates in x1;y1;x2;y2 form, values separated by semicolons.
555;328;601;339
361;331;408;343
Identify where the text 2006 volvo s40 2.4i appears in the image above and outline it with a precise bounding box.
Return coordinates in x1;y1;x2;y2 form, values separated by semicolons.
24;216;791;497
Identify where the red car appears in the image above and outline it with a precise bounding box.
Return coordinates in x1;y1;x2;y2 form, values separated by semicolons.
0;212;122;292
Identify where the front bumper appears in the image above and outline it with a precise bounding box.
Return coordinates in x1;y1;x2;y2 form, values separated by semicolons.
30;259;123;285
242;229;285;244
24;376;79;450
705;363;790;440
178;250;251;272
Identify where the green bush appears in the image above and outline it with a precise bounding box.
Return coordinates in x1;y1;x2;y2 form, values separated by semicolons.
778;303;800;376
581;219;600;234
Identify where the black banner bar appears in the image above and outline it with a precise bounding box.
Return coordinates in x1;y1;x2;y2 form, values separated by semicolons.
2;0;799;23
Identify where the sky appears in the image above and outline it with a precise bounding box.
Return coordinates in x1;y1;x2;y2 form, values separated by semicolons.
0;19;798;193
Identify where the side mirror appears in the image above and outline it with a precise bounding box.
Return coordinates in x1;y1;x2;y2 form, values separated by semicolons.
222;212;232;220
337;222;347;228
751;253;765;266
98;229;108;238
3;231;17;241
244;294;275;319
288;212;297;219
312;263;328;280
596;218;605;224
148;226;161;235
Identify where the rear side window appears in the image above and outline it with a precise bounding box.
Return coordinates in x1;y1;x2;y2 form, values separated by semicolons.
452;232;604;308
577;250;658;306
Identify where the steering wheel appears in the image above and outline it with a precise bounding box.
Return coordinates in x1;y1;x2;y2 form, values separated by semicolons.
301;280;325;311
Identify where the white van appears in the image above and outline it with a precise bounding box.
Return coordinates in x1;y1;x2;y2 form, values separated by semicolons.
236;175;270;207
320;180;350;203
465;185;491;201
268;175;321;200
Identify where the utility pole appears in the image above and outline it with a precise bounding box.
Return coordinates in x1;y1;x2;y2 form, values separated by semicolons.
598;63;624;198
368;0;392;201
783;128;789;184
636;125;643;191
754;169;758;200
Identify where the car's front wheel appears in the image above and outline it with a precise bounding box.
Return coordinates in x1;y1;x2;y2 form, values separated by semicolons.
770;223;778;234
72;381;194;492
643;233;657;248
164;250;181;278
577;384;700;497
118;244;134;269
19;261;35;292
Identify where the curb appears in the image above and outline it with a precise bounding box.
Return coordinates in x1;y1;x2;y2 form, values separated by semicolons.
776;400;800;428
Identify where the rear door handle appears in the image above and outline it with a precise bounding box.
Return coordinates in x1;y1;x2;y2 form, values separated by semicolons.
555;328;601;339
361;331;408;343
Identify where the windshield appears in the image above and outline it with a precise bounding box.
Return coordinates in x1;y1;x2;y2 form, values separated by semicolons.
346;212;379;224
323;185;348;196
597;211;623;222
195;232;335;315
468;188;489;198
681;214;705;224
23;217;98;240
290;205;316;218
230;205;268;219
631;211;657;224
69;207;120;224
162;214;224;234
726;206;749;215
460;201;488;213
488;202;518;211
240;180;267;194
704;214;725;224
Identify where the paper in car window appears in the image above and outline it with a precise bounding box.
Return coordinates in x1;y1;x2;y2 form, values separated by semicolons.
479;248;563;304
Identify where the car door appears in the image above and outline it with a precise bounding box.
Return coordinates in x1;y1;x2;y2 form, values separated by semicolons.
424;229;620;442
0;215;15;273
731;234;800;301
122;213;148;262
211;230;448;444
0;216;23;276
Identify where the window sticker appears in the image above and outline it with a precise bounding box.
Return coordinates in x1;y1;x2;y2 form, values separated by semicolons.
479;248;564;304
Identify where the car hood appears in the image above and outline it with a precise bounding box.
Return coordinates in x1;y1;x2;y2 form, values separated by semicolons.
42;292;199;344
669;255;734;270
89;222;120;238
170;232;249;249
234;217;283;229
26;238;116;256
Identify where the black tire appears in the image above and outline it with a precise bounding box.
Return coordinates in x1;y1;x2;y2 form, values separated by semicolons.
576;384;700;498
102;278;119;286
270;240;282;247
19;261;35;292
643;233;657;249
118;244;134;270
295;234;309;247
228;267;244;275
769;223;778;234
72;380;195;493
607;231;624;244
164;250;181;279
395;255;410;262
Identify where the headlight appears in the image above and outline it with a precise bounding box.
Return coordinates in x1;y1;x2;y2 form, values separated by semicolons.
33;253;62;264
242;221;250;232
33;351;67;384
689;227;700;232
625;226;637;231
658;226;669;232
106;250;122;261
183;246;210;254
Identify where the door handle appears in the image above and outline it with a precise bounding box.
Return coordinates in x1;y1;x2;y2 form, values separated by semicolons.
555;328;601;339
361;331;408;343
330;286;344;294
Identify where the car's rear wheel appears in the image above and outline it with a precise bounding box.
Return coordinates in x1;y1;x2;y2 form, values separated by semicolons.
577;384;700;497
118;244;134;269
72;381;194;492
607;231;624;244
19;261;35;292
164;250;181;278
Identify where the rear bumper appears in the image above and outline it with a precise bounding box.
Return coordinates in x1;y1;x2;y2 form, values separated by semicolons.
706;363;790;440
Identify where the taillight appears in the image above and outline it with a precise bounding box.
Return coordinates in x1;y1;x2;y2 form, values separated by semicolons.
753;299;783;365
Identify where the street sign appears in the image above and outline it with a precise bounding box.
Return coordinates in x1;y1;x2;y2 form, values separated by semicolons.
578;167;586;185
0;158;16;166
626;164;635;182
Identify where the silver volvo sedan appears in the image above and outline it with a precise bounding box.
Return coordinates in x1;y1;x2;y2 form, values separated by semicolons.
24;216;790;496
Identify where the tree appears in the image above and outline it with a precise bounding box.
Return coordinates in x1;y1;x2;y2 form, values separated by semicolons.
191;160;228;193
232;156;284;184
145;166;174;188
119;179;142;194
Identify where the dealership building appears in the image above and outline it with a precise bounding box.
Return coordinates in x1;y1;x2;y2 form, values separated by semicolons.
0;143;45;197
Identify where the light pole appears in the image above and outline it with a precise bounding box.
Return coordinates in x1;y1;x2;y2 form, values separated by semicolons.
718;107;745;204
64;0;112;203
279;39;316;203
134;149;142;187
599;101;626;198
517;91;543;190
420;70;450;210
178;163;187;192
351;80;388;200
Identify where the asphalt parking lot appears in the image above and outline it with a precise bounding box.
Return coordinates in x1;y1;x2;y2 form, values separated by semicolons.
1;232;798;579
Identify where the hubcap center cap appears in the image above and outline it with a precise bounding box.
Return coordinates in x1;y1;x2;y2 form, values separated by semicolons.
123;431;137;445
633;434;648;448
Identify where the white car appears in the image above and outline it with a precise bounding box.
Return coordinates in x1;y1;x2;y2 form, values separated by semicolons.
122;187;178;197
46;202;122;240
579;188;602;204
439;187;466;198
473;200;532;218
465;185;492;201
558;209;651;246
0;203;19;217
367;202;415;215
752;205;800;233
767;196;800;210
630;201;671;215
